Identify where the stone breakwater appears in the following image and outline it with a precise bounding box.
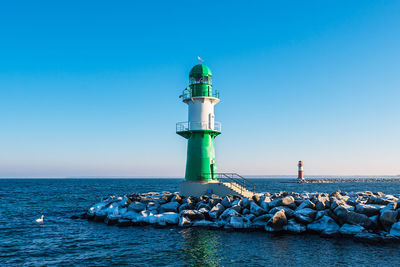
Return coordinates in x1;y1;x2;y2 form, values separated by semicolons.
83;190;400;243
305;178;400;183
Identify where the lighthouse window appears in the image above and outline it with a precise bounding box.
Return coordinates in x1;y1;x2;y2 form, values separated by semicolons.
202;76;208;83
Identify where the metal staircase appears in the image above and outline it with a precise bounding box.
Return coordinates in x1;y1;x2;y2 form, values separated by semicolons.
201;173;256;198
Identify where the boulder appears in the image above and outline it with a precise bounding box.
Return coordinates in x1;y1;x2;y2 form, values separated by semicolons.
380;209;399;231
244;213;256;221
283;219;306;233
315;196;330;211
269;206;294;218
252;194;261;205
160;201;180;213
209;203;225;219
120;210;140;221
345;211;373;229
333;205;350;220
296;200;315;211
160;212;179;225
266;209;287;229
171;194;183;204
369;215;379;229
146;201;160;212
179;216;191;227
196;202;211;211
186;196;198;205
366;196;392;205
178;203;193;212
240;197;250;209
268;198;282;209
198;207;210;219
339;224;365;236
253;214;273;223
355;204;381;216
179;210;205;221
209;198;221;207
220;208;240;221
330;198;346;210
228;216;251;229
250;202;266;216
242;208;250;215
315;210;329;221
389;222;400;237
221;196;232;208
307;215;339;235
260;197;271;211
231;204;242;213
281;196;295;206
294;208;317;224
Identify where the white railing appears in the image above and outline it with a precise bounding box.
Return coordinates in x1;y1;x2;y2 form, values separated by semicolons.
176;121;222;132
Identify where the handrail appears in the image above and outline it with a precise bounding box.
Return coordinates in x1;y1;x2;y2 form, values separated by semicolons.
180;89;220;100
201;173;256;195
176;121;222;132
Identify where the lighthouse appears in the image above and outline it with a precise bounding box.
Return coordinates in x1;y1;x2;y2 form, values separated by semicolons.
177;63;224;196
176;63;254;197
177;63;221;181
298;160;304;181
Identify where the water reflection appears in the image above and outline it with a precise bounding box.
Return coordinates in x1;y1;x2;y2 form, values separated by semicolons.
180;228;221;266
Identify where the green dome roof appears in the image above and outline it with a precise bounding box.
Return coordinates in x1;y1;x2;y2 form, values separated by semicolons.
189;64;212;77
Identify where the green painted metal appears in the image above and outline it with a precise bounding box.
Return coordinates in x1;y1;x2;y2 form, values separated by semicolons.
185;131;217;181
189;64;214;97
177;63;221;182
189;64;212;78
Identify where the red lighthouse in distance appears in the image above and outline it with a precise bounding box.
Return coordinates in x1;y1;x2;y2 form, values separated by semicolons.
298;161;304;181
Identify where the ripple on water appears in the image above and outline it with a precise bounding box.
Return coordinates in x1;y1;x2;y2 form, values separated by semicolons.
1;178;400;266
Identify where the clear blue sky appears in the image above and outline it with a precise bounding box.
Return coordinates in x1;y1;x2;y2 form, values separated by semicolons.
0;1;399;178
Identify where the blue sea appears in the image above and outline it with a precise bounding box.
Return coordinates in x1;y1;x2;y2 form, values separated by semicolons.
1;178;400;266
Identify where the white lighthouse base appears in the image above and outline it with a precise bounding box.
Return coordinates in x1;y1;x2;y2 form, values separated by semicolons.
180;180;254;198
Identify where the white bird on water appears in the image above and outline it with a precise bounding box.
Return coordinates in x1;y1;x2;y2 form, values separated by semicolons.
35;215;44;223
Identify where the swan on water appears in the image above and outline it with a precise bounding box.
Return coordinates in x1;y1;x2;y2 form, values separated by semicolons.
36;215;44;223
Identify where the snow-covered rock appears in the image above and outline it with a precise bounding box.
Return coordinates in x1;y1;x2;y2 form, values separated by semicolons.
160;201;180;213
345;211;372;228
129;201;146;212
355;204;382;216
296;200;315;211
380;209;399;231
294;208;316;224
180;210;205;221
283;219;306;233
266;209;287;229
389;222;400;236
307;216;339;236
179;217;191;227
250;202;266;216
209;203;225;219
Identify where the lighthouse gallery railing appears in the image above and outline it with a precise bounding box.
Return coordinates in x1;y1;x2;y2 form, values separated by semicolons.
176;121;221;132
180;89;220;100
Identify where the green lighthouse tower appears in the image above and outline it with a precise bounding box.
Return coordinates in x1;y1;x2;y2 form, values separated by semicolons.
177;63;221;183
177;62;255;197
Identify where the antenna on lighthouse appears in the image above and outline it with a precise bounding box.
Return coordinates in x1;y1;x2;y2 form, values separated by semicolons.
197;56;203;63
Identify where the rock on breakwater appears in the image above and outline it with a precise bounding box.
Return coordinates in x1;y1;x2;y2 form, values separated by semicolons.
83;190;400;243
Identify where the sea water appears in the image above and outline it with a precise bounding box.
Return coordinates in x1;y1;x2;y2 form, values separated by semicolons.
1;178;400;266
